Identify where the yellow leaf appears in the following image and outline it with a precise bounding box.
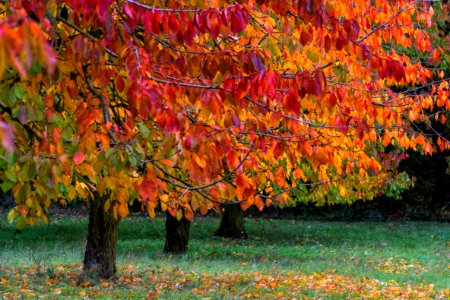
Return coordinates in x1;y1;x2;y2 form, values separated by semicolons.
193;153;206;168
176;209;183;221
147;205;156;219
7;209;17;223
67;186;76;200
104;199;110;212
97;178;107;194
339;186;347;197
160;194;169;203
116;188;128;204
161;201;168;211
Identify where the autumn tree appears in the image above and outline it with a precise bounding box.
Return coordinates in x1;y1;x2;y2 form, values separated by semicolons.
1;0;449;278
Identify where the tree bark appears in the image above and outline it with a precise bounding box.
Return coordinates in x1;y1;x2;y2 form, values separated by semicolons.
214;203;248;239
164;211;190;253
83;193;119;279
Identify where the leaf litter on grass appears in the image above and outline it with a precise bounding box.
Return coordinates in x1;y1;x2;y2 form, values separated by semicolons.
0;264;448;299
365;257;428;275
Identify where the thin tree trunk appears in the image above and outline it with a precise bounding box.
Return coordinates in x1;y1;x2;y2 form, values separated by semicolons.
214;203;248;239
164;211;190;253
83;193;119;279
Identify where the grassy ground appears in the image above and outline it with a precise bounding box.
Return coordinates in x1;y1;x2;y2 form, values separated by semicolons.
0;213;449;299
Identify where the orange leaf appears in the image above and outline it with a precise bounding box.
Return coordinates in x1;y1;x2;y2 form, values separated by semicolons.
184;204;194;221
315;147;328;165
240;196;254;211
118;202;129;218
254;196;264;211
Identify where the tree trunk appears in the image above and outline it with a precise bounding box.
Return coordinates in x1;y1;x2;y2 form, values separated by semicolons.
214;203;248;239
164;211;190;254
83;193;119;279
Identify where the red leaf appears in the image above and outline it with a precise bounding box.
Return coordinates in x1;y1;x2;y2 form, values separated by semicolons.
266;71;277;99
336;36;346;50
273;141;284;159
194;12;205;33
326;93;337;109
324;35;332;52
162;14;170;33
230;7;247;34
116;76;125;93
152;11;162;34
361;43;372;60
165;111;181;133
315;69;327;96
168;14;180;34
392;61;406;82
143;12;153;36
336;87;345;101
73;152;86;165
226;151;239;169
300;30;313;46
343;19;360;40
284;89;300;114
206;11;220;38
302;75;315;96
221;9;229;25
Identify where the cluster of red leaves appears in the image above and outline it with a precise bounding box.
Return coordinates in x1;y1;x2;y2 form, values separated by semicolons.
0;264;447;299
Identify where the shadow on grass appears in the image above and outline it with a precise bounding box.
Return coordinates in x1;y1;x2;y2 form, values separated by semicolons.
2;215;448;250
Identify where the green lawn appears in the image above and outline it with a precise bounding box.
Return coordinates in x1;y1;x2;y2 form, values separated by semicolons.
0;213;449;299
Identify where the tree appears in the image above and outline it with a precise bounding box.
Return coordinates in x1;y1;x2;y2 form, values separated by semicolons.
0;0;449;278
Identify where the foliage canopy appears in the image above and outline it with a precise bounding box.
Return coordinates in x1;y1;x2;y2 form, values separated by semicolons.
0;0;449;225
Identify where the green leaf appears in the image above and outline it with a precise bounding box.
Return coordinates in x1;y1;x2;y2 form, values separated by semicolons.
35;108;44;122
27;107;37;122
105;148;115;159
16;216;27;229
8;89;17;105
129;154;138;168
11;106;20;118
30;61;42;75
59;183;66;194
5;170;17;183
50;114;63;126
13;86;25;99
61;126;74;141
1;181;13;192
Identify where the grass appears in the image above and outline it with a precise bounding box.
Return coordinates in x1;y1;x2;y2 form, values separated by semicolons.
0;213;449;299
